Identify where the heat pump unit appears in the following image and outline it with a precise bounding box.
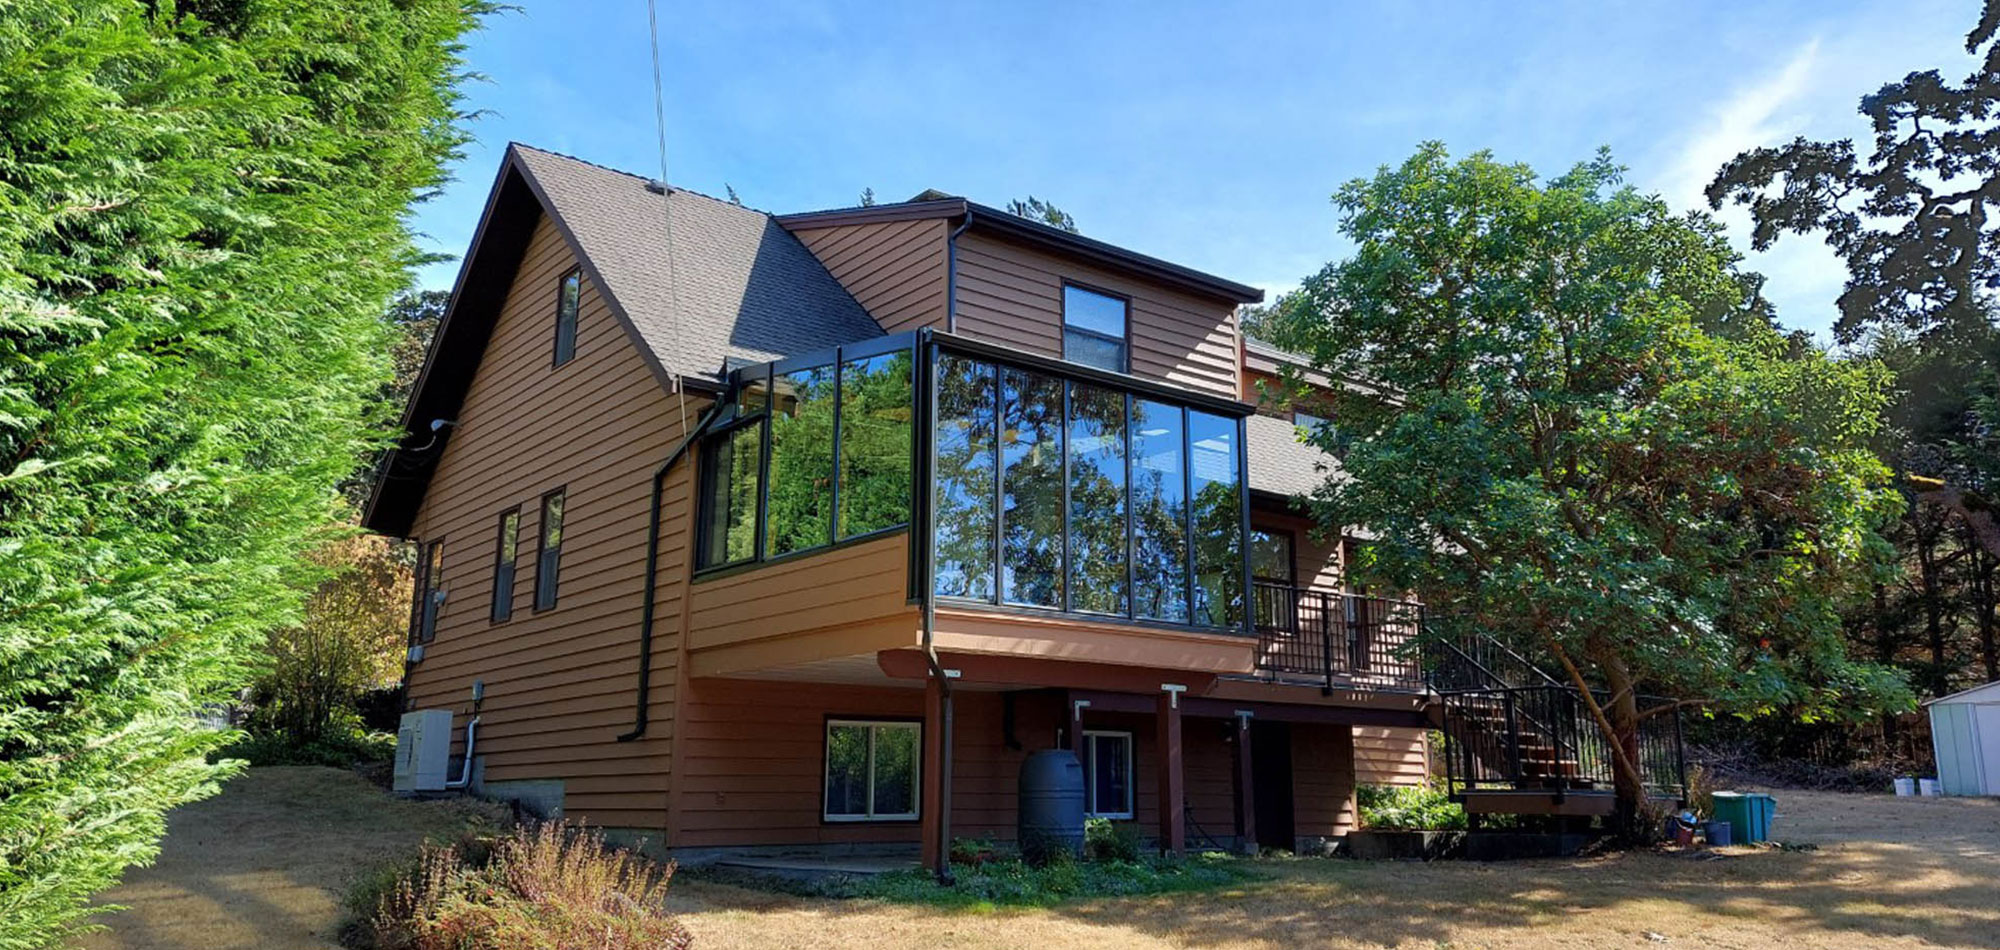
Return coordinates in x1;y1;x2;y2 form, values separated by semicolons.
394;709;453;794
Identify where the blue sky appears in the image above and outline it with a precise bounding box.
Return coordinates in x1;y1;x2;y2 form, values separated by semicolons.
410;0;1979;341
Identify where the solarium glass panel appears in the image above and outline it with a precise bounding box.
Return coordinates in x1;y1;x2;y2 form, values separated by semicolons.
700;424;763;567
1067;383;1127;614
838;350;914;539
934;356;997;600
1000;367;1064;608
1190;410;1244;628
1129;399;1189;622
765;364;837;556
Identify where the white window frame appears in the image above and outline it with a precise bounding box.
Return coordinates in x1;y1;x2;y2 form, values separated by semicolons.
823;719;922;822
1083;729;1135;819
1294;409;1330;437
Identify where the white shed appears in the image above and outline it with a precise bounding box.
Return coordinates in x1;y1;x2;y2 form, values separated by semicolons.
1926;681;2000;796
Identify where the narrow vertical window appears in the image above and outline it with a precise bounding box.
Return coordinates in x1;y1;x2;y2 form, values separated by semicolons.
410;540;445;644
552;268;581;366
1190;411;1245;628
534;489;565;611
934;356;997;600
699;423;763;568
1000;367;1063;608
1130;400;1189;622
491;509;519;623
1062;284;1129;372
764;364;836;556
1067;383;1127;614
1083;731;1134;818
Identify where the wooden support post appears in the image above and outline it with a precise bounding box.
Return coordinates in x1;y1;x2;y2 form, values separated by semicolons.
1232;710;1257;855
1068;697;1089;762
1157;684;1186;855
922;675;948;874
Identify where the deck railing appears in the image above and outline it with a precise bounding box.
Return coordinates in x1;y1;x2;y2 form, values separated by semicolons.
1250;582;1425;692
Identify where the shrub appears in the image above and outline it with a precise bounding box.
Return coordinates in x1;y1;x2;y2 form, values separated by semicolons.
1357;783;1467;831
0;4;486;946
224;725;396;769
355;821;689;950
1083;817;1143;862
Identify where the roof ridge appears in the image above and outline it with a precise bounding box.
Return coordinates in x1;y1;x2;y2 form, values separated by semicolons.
507;141;771;218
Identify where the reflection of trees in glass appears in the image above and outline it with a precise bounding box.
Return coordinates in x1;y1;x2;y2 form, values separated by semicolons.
839;352;913;539
1131;399;1189;622
871;725;917;815
935;356;996;599
1068;384;1127;614
1190;410;1243;628
1002;368;1065;607
701;423;762;566
765;365;836;556
825;724;868;815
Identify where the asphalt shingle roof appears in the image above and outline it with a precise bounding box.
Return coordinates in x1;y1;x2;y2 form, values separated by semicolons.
1245;412;1338;500
513;145;882;380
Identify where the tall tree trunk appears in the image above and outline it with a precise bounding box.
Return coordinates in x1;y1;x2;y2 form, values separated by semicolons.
1915;511;1951;697
1968;526;2000;682
1585;636;1646;837
1874;580;1900;744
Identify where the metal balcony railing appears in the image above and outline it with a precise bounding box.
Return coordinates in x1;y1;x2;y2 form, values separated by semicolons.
1250;582;1426;692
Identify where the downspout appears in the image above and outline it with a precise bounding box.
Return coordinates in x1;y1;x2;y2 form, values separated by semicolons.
617;396;724;742
916;329;956;885
945;207;973;334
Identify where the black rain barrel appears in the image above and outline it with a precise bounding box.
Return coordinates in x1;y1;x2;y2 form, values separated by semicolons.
1017;748;1085;864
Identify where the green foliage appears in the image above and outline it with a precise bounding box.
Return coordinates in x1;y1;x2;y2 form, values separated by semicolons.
1356;784;1466;831
243;536;411;749
357;821;690;950
1284;143;1911;820
1708;0;2000;346
223;723;395;769
0;2;486;946
1084;817;1143;863
1005;195;1079;233
839;852;1250;908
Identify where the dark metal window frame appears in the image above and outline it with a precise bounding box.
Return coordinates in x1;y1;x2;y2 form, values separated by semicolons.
693;333;920;576
491;507;520;623
820;715;924;824
533;487;565;612
927;332;1252;635
1060;280;1132;374
551;267;582;368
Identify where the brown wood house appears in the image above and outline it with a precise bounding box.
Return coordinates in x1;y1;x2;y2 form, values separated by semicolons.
364;144;1432;868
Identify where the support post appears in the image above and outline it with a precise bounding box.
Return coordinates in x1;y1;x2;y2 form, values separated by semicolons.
922;674;951;875
1156;684;1187;855
1069;697;1090;762
1232;710;1257;855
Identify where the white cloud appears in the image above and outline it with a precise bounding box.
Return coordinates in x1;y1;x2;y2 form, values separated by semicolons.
1662;39;1821;213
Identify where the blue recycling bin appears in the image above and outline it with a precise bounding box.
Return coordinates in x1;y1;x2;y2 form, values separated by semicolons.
1710;792;1775;843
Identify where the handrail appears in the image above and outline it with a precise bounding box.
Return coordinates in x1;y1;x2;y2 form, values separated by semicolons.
1249;582;1425;692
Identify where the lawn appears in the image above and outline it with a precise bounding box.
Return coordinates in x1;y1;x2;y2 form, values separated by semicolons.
84;767;2000;950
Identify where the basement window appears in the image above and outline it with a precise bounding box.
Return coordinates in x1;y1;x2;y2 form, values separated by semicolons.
1083;730;1134;819
824;720;920;821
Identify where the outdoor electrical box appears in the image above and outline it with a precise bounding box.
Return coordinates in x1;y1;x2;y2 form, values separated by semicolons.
393;709;453;795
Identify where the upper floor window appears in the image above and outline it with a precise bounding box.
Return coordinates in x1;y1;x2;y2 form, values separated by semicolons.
1249;529;1293;585
410;540;445;644
1062;284;1128;373
696;339;915;572
534;489;565;611
934;351;1247;629
552;268;581;366
491;508;519;623
1294;409;1329;436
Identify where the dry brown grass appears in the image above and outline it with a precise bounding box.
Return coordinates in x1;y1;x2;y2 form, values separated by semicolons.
83;766;1999;950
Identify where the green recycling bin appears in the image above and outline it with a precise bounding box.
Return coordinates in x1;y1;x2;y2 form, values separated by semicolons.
1710;792;1775;844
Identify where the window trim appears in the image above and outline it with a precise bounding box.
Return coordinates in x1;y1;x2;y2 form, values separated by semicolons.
1083;729;1135;819
533;487;565;612
1249;526;1297;587
822;717;923;823
551;266;581;368
1060;280;1132;374
410;539;445;645
491;507;520;624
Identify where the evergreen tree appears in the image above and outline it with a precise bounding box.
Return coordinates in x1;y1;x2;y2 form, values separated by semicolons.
0;3;486;946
